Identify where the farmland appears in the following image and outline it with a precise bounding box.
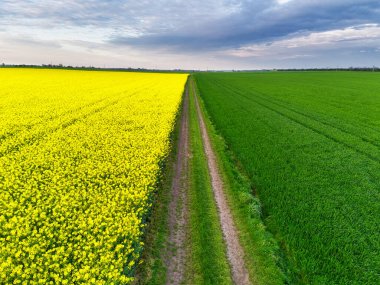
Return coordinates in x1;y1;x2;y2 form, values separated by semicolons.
194;72;380;284
0;69;187;284
2;68;380;285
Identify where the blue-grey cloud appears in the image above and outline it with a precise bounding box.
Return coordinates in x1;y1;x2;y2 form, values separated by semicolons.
109;0;380;51
1;0;380;69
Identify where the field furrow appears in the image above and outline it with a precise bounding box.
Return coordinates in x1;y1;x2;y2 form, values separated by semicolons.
213;77;380;152
195;71;380;284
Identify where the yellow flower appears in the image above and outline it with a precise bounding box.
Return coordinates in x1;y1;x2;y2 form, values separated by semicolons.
0;68;187;284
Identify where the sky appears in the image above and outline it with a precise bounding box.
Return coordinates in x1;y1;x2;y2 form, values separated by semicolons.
1;0;380;70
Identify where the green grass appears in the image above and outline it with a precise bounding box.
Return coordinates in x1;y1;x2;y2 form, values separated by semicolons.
186;79;233;285
194;71;380;284
191;77;285;285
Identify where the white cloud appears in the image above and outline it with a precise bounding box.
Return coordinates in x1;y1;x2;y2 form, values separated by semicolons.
228;24;380;57
276;0;293;5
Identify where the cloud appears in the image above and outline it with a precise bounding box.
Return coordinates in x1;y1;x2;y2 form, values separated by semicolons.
276;0;293;4
227;24;380;58
108;0;380;52
1;0;380;69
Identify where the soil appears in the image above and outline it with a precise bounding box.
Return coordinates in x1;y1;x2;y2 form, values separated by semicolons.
165;83;190;285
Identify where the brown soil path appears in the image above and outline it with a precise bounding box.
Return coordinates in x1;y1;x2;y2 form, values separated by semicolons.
165;83;190;285
191;79;251;285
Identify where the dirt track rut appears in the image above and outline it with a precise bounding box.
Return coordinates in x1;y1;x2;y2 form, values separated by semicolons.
191;79;251;285
166;83;190;285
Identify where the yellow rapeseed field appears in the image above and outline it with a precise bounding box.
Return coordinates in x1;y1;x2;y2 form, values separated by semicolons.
0;68;188;284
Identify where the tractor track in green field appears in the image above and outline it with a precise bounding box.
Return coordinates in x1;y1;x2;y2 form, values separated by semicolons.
244;93;380;163
213;77;380;147
211;78;380;163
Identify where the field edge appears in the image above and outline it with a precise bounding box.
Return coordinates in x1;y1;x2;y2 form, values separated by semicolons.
192;75;287;285
133;79;188;284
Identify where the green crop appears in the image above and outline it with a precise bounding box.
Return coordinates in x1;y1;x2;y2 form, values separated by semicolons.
194;71;380;284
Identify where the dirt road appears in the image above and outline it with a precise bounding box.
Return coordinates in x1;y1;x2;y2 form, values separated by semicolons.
165;79;251;285
191;79;251;285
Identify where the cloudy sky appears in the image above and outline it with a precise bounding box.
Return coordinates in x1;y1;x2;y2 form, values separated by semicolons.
1;0;380;70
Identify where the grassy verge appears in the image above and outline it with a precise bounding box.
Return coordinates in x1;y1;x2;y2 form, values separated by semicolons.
185;79;233;285
191;76;286;285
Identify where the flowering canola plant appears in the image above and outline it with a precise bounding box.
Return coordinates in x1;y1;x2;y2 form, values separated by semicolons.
0;69;188;284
